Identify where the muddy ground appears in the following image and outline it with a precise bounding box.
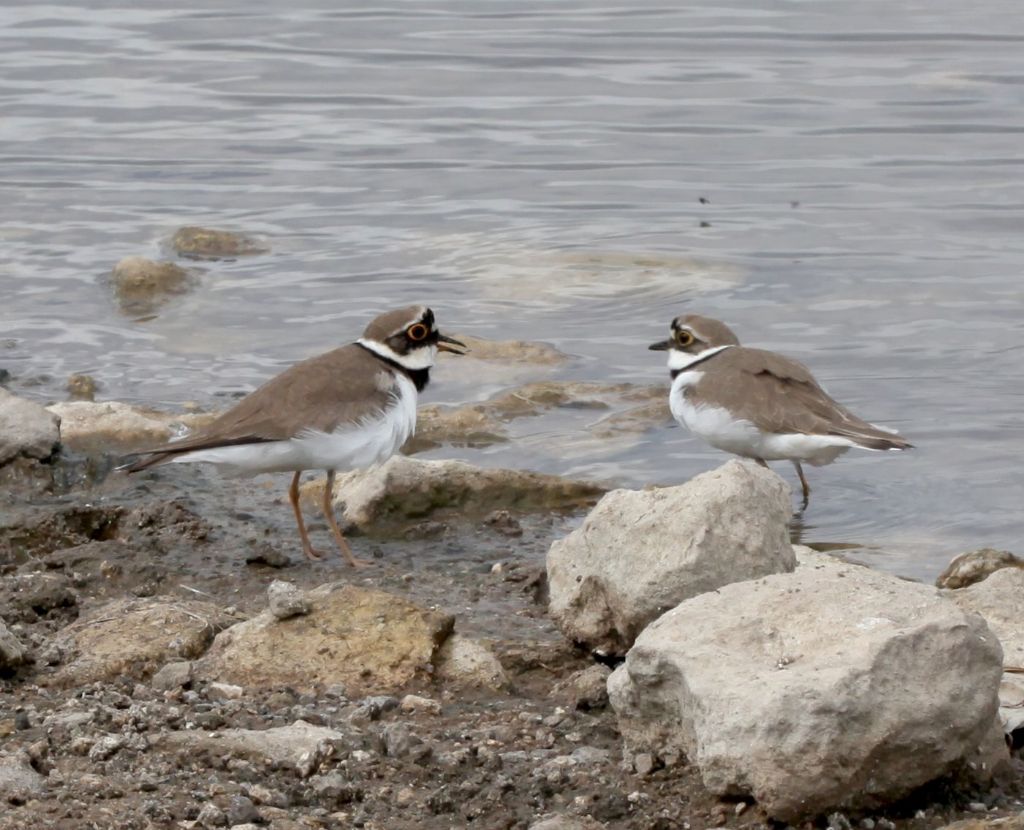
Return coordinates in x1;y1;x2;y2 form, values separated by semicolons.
1;452;1022;830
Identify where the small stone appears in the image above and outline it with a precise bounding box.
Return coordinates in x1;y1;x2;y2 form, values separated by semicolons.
828;812;852;830
735;802;747;816
485;509;524;537
245;544;291;569
358;695;400;720
967;802;988;813
267;580;311;620
87;735;125;761
151;661;193;691
208;682;244;701
196;801;228;828
633;753;655;775
860;819;875;829
225;795;260;826
245;783;289;808
936;548;1024;589
552;665;611;710
383;722;423;758
296;739;334;779
399;694;441;716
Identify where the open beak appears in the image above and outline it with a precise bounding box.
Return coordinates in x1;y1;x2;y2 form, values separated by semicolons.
437;332;468;355
648;339;672;351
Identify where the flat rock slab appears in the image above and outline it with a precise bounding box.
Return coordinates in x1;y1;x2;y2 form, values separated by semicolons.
46;598;235;687
308;456;604;535
608;557;1004;821
548;460;795;655
48;400;216;453
195;583;454;695
158;720;347;768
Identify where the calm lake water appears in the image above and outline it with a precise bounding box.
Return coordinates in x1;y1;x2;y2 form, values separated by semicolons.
2;1;1023;581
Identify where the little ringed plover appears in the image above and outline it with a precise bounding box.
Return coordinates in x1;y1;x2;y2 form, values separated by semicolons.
123;305;466;565
649;314;911;508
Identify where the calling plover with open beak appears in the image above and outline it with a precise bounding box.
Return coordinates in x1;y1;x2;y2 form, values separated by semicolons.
649;314;911;509
123;305;466;565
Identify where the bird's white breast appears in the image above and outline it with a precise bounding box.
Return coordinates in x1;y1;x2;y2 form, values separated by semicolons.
172;372;418;475
670;369;762;456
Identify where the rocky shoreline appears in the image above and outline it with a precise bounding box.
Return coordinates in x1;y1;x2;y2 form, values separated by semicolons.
2;370;1023;829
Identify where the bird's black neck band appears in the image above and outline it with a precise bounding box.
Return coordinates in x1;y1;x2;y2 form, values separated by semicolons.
669;347;729;380
355;341;431;392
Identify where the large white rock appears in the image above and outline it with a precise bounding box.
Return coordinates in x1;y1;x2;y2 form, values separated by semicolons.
0;388;60;464
547;460;795;655
945;567;1024;737
608;560;1004;821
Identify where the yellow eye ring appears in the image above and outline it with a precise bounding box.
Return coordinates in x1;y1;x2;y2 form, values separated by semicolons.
407;323;430;342
675;330;694;347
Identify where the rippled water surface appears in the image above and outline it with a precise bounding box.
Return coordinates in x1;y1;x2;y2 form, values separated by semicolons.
3;1;1023;580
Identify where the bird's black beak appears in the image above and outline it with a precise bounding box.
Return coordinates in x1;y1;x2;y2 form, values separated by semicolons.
648;339;672;351
437;332;468;355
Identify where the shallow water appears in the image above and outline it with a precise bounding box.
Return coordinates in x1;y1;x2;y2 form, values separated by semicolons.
2;0;1023;581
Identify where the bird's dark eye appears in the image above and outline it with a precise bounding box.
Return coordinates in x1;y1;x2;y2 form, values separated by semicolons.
406;323;430;342
675;330;694;347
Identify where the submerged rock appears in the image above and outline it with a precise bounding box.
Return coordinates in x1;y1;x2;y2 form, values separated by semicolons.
310;456;604;536
608;557;1004;821
449;334;570;365
170;226;269;259
66;373;98;402
194;583;454;695
46;598;236;687
46;400;216;453
547;460;795;655
936;547;1024;589
0;388;61;465
110;256;199;314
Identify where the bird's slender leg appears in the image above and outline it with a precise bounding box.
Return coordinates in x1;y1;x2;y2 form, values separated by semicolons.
288;470;324;561
321;470;368;568
792;461;811;512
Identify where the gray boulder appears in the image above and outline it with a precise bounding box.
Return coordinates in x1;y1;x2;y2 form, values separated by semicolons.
547;460;795;654
608;558;1003;821
0;388;60;465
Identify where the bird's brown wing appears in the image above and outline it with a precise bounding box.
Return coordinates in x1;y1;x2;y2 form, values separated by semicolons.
691;347;911;450
123;344;398;471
